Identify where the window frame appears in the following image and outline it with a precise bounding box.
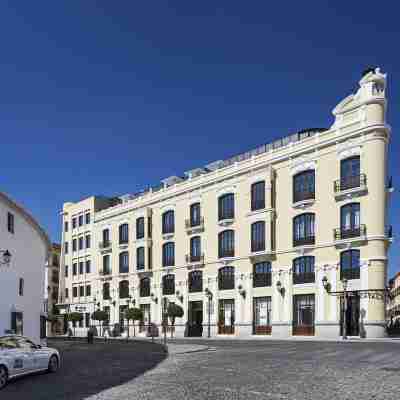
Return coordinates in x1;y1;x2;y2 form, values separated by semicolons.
136;217;145;239
188;270;203;293
253;262;272;288
218;266;235;290
293;170;315;203
218;230;235;258
162;274;175;295
218;193;235;221
162;210;175;235
292;256;315;284
251;181;266;211
162;242;175;267
293;213;315;247
340;250;360;280
251;221;266;252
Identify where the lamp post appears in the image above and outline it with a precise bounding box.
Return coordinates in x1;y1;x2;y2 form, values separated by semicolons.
342;278;348;340
0;250;12;267
162;297;169;346
205;288;213;338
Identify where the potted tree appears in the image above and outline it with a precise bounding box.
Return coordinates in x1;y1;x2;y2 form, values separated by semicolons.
167;303;184;338
125;308;143;338
66;312;83;337
91;310;108;337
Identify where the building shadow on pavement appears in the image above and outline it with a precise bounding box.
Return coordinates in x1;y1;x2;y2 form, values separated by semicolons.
1;338;168;400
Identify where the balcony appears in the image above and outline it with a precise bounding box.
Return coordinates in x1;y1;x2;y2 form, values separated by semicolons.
185;217;205;234
340;268;360;281
334;174;367;199
185;254;205;269
293;235;315;248
293;272;315;285
253;273;272;288
292;191;315;208
334;225;367;245
99;241;112;254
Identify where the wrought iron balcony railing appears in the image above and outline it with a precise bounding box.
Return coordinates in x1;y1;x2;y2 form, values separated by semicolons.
253;273;272;288
340;268;360;281
334;174;366;192
293;235;315;247
293;272;315;285
293;190;315;204
334;224;366;241
185;254;205;264
185;216;205;229
99;269;112;276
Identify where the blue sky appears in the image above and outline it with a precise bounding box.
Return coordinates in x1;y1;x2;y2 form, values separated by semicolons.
0;1;398;277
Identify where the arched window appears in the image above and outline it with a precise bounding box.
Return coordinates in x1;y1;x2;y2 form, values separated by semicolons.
218;193;234;221
102;254;111;275
119;223;129;244
140;277;150;297
162;242;175;266
190;203;201;227
293;170;315;203
136;247;145;270
119;280;129;299
293;213;315;246
103;282;110;300
218;230;235;258
162;274;175;295
162;210;175;234
136;217;145;239
253;262;272;287
340;156;361;190
293;256;315;284
190;236;201;262
119;251;129;273
188;270;203;293
218;266;235;290
251;221;265;252
340;250;360;280
251;181;265;211
340;203;361;239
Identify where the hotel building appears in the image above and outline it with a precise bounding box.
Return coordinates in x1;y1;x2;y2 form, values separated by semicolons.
58;68;393;339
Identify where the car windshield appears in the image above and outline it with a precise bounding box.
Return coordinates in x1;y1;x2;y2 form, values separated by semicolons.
0;336;19;349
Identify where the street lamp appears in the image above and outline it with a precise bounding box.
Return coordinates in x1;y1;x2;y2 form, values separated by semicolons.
205;288;213;338
0;250;11;266
341;278;348;340
276;280;284;296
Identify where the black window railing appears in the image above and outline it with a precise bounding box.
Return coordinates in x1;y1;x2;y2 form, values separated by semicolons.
219;249;235;258
185;216;204;229
253;273;272;288
293;272;315;285
334;224;366;240
293;190;315;204
334;174;366;192
99;241;111;249
293;235;315;247
185;254;204;264
340;268;360;281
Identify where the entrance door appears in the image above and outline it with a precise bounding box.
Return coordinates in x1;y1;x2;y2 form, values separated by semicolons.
188;301;203;337
340;293;360;336
293;294;315;336
253;297;272;335
218;299;235;334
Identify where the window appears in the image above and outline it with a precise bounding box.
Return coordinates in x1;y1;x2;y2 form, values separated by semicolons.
218;230;234;258
79;286;84;297
85;234;91;249
119;223;129;244
64;242;69;254
73;287;78;298
103;282;110;300
64;221;69;232
103;255;111;275
102;229;110;246
72;238;77;252
251;221;265;252
119;280;129;299
340;203;361;238
253;262;272;287
162;210;175;234
293;213;315;246
78;237;83;250
162;274;175;295
190;203;201;227
10;313;23;335
86;285;91;297
7;212;14;233
78;215;83;227
65;265;68;277
218;266;235;290
72;217;77;229
85;213;91;224
140;277;150;297
253;297;272;334
218;193;234;220
148;216;152;238
137;247;145;270
188;270;203;293
72;263;77;276
340;156;361;190
119;251;129;273
190;236;201;262
85;260;91;274
65;288;69;299
18;278;24;296
340;250;360;280
162;242;175;267
79;262;84;274
251;181;265;211
293;170;315;203
136;217;145;239
293;256;315;284
293;294;315;336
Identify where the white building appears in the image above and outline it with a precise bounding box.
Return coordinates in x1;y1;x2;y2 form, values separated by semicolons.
0;192;51;343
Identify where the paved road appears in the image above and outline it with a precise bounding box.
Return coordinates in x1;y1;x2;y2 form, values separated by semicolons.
89;339;400;400
1;339;167;400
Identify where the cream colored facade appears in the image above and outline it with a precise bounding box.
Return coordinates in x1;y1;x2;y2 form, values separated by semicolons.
58;68;392;339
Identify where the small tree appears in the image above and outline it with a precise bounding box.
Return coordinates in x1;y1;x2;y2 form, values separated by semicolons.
67;312;83;337
167;303;184;338
125;308;143;338
91;310;109;336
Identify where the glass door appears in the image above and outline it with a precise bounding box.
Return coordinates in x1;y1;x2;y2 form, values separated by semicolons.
293;294;315;336
218;299;235;334
253;297;272;335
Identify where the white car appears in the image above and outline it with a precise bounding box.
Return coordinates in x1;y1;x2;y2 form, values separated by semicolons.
0;335;60;389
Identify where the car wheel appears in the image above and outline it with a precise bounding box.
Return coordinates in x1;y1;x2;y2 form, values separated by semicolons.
0;366;8;390
47;355;59;373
